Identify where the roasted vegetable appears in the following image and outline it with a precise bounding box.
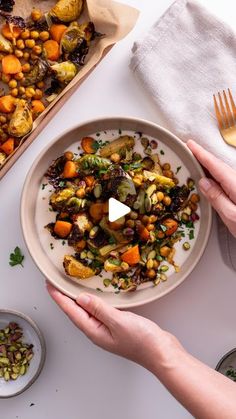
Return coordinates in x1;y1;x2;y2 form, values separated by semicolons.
100;135;135;158
66;197;89;213
89;202;104;221
0;151;7;166
161;218;179;236
63;160;78;178
1;23;22;41
0;0;15;13
23;59;49;87
143;170;175;189
2;54;22;75
0;95;16;113
45;155;67;181
50;24;67;43
142;156;154;170
78;154;111;173
8;101;33;137
64;255;95;279
50;188;75;210
104;258;129;273
169;186;190;212
54;220;72;238
49;0;83;23
0;138;14;156
0;33;13;53
51;61;77;84
44;40;60;61
121;245;140;265
73;213;91;234
81;136;98;154
31;100;45;119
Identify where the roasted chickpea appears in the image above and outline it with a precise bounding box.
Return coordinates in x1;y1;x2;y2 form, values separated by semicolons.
31;8;42;22
142;215;150;225
22;63;31;73
8;79;17;89
129;211;138;220
21;29;30;40
32;45;42;55
10;88;19;97
157;231;165;239
146;269;156;279
163;196;172;206
23;52;30;61
152;260;160;270
64;151;74;161
0;115;7;124
25;39;36;49
147;223;155;231
14;49;24;58
15;72;24;81
16;39;25;50
163;163;171;171
76;189;86;198
126;219;135;228
156;191;164;202
75;239;86;252
37;81;44;89
149;214;157;223
25;87;35;98
160;246;171;257
18;86;26;95
2;74;11;83
110;153;120;163
30;31;40;40
190;193;200;204
33;89;43;100
39;31;50;41
163;170;174;178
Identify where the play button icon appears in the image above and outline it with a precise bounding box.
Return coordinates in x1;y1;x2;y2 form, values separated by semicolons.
108;198;131;222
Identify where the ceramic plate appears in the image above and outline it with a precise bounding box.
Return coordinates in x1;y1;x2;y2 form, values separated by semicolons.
21;117;212;308
0;310;46;398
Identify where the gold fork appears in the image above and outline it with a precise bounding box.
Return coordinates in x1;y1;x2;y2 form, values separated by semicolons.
213;88;236;147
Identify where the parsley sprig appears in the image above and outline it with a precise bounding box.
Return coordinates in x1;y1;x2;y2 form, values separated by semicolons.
9;247;24;267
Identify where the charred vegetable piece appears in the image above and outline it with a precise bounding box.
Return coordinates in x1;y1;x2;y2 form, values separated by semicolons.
45;155;67;180
0;33;12;53
23;59;49;87
64;255;95;279
81;137;98;154
61;21;83;53
100;135;135;158
161;218;178;236
5;15;26;30
8;101;33;137
143;170;175;189
78;154;111;172
50;188;75;210
66;197;89;213
51;61;77;84
49;0;83;23
0;0;15;12
142;156;154;170
169;186;190;212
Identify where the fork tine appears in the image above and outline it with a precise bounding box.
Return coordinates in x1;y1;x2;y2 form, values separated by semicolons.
218;92;229;128
228;88;236;121
223;90;234;127
213;94;224;130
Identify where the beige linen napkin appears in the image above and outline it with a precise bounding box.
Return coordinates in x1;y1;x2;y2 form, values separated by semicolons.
130;0;236;270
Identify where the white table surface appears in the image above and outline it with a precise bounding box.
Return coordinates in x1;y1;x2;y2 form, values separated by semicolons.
1;1;236;418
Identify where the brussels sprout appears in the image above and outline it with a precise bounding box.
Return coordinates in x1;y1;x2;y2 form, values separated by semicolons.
61;21;89;53
8;101;33;138
169;186;190;212
50;188;75;210
23;59;49;87
66;197;90;213
117;178;136;202
143;170;175;189
49;0;83;23
51;61;77;84
77;154;111;172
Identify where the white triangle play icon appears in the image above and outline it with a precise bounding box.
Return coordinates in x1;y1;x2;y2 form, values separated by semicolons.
108;198;131;222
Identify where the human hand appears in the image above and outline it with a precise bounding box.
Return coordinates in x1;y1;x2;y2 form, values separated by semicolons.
187;140;236;237
46;282;182;373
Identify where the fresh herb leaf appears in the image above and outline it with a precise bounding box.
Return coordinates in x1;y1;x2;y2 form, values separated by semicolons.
175;166;182;174
62;240;66;246
123;162;142;171
9;247;24;267
160;150;165;155
41;183;48;190
50;243;54;250
96;132;100;137
118;129;122;135
59;181;66;188
186;221;194;229
189;230;194;240
108;236;116;244
96;288;103;292
160;224;167;232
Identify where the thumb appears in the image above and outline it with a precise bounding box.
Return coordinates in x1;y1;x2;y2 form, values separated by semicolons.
76;293;120;326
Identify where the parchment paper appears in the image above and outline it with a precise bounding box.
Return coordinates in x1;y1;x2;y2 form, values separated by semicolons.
0;0;139;174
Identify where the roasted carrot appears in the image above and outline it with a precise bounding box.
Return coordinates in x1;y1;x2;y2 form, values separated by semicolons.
43;40;60;61
81;137;98;154
121;245;140;265
84;175;95;187
0;138;14;155
89;202;104;221
63;161;78;178
137;224;150;241
1;23;22;40
0;95;16;113
162;218;178;236
54;220;72;238
31;100;45;119
50;24;67;43
2;55;22;74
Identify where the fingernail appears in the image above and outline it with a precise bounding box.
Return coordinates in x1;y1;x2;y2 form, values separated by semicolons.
77;294;91;306
199;178;212;192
